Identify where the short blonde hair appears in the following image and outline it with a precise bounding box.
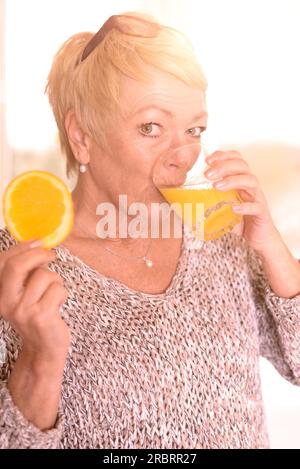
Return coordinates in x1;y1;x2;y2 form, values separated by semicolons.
45;11;207;177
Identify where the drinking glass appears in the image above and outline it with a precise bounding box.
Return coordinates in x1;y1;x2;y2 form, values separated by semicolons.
152;142;243;241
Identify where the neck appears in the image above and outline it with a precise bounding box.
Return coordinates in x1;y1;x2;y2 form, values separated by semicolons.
72;172;130;242
71;173;182;246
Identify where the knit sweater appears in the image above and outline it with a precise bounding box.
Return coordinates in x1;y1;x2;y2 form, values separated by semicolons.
0;226;299;449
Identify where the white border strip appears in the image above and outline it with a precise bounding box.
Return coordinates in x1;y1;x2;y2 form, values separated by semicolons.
0;0;12;228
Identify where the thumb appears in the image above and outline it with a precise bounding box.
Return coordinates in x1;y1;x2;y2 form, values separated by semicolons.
231;220;244;236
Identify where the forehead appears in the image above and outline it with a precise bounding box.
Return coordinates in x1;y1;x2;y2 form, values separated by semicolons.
119;68;207;119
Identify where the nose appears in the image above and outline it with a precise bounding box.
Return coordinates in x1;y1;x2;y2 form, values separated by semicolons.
163;144;200;172
152;143;201;188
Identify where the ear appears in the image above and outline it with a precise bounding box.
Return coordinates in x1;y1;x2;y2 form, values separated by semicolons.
64;110;90;165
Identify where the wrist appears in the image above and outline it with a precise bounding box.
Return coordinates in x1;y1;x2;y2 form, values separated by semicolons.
19;347;67;378
7;348;64;431
253;228;283;258
255;233;300;299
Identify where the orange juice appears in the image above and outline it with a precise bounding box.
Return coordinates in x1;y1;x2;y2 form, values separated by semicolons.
159;186;242;241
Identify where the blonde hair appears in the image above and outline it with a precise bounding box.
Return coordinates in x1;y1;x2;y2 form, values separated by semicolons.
45;11;208;177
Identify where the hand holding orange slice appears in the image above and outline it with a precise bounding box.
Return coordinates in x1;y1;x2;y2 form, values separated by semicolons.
2;171;74;249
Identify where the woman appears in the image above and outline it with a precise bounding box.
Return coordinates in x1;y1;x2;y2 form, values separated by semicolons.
0;12;299;449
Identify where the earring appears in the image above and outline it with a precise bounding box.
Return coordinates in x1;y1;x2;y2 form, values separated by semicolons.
79;164;87;174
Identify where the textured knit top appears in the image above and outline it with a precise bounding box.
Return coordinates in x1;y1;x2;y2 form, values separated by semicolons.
0;226;299;449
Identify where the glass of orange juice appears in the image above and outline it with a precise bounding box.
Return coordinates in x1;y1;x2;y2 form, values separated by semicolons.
153;142;243;241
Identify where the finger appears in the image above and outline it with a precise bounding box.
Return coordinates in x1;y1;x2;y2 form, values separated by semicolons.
204;158;250;180
213;174;259;193
236;189;256;203
232;201;265;216
38;282;68;315
205;150;243;164
22;268;64;305
0;240;42;271
0;248;56;306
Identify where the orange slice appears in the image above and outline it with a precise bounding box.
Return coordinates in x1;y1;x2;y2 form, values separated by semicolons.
3;171;74;249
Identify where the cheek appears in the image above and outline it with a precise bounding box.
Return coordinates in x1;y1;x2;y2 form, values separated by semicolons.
121;135;162;173
107;125;171;179
107;140;153;181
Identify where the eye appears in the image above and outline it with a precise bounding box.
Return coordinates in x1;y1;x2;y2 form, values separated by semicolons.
187;127;206;138
139;122;162;138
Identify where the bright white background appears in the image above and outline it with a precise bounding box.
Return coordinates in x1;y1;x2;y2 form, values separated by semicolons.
1;0;300;448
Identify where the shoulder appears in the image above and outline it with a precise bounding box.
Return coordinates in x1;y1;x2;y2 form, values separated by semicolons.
207;233;264;283
184;224;250;259
211;232;251;262
185;228;257;274
0;227;16;253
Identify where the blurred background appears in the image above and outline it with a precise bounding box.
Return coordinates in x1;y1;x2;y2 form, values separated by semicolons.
0;0;299;448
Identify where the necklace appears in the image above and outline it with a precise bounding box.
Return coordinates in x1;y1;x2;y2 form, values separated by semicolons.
103;238;153;268
73;221;154;268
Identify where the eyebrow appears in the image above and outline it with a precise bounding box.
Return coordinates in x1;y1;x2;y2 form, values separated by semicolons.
133;105;208;122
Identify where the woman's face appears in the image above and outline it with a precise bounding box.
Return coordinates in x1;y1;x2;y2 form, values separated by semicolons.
89;67;208;205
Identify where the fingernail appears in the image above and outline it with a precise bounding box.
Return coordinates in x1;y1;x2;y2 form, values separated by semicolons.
205;156;214;163
205;169;219;179
29;240;43;248
214;181;227;189
232;205;242;212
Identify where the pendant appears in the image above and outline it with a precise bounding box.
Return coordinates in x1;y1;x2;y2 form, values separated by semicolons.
144;257;153;268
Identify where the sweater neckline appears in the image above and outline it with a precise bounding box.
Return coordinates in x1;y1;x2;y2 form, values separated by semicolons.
55;225;200;300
